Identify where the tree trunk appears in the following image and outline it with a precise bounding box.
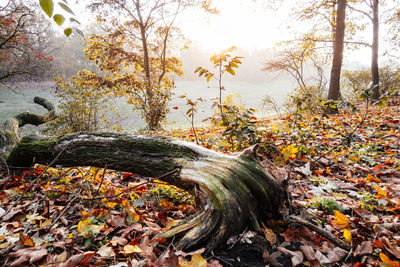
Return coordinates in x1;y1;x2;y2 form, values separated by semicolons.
0;98;284;252
371;0;380;101
327;0;347;111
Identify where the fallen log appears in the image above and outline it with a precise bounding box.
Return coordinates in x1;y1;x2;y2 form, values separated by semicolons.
0;97;284;252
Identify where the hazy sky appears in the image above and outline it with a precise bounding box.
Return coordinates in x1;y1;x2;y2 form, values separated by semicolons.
0;0;379;66
59;0;375;65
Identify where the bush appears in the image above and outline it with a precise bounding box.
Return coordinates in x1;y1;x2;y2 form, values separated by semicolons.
46;71;120;135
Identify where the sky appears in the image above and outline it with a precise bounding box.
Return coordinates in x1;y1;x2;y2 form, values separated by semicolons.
63;0;374;65
0;0;378;65
177;0;294;53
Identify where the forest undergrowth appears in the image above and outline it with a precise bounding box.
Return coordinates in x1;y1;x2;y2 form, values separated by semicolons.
0;104;399;267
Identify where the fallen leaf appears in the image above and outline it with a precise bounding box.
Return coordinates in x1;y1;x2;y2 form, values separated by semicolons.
343;228;352;243
380;252;400;267
154;249;179;267
60;253;85;267
79;251;96;266
333;210;351;230
278;247;303;266
97;244;115;258
110;236;128;246
26;213;47;224
180;253;207;267
122;244;143;254
21;233;34;247
321;247;347;264
8;247;48;267
353;241;373;257
77;218;104;235
261;225;276;245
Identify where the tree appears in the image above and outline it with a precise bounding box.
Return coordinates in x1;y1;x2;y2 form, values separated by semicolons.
79;0;200;131
264;39;329;108
0;0;54;83
347;0;381;100
0;97;284;252
328;0;347;105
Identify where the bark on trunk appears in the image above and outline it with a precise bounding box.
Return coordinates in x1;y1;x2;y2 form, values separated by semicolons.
327;0;347;112
0;98;284;252
371;0;380;101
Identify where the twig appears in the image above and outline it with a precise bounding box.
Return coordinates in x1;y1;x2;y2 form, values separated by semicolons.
49;188;82;229
95;164;107;197
228;226;249;249
288;215;351;251
82;168;180;201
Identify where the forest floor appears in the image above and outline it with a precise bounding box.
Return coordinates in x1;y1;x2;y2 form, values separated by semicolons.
0;105;399;267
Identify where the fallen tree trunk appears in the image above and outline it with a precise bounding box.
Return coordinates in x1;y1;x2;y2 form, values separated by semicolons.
0;97;284;252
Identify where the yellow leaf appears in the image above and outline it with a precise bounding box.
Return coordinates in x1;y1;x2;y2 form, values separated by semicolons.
333;210;350;230
380;252;400;267
343;229;352;243
180;253;207;267
122;244;142;254
0;242;10;249
281;145;298;161
105;202;117;208
77;218;104;235
40;218;53;229
124;207;140;225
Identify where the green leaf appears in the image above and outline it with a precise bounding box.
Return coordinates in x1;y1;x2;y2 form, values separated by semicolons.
40;0;54;17
64;27;73;37
58;2;75;15
70;17;81;25
53;14;65;26
376;100;386;107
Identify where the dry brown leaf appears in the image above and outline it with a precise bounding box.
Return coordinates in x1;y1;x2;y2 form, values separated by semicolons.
154;249;179;267
354;241;373;257
278;247;304;266
79;251;96;266
261;224;276;245
263;250;283;267
110;236;128;246
8;246;48;267
59;253;85;267
321;247;347;264
300;245;317;261
380;237;400;260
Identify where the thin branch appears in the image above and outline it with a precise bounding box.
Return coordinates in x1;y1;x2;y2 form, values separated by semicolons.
289;215;351;251
347;4;373;20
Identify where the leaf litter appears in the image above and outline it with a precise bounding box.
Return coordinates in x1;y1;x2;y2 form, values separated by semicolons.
0;105;399;266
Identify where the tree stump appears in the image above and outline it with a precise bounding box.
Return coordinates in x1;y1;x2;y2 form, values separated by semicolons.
0;97;284;252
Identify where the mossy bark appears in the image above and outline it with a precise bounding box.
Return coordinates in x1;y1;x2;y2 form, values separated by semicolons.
0;98;284;252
